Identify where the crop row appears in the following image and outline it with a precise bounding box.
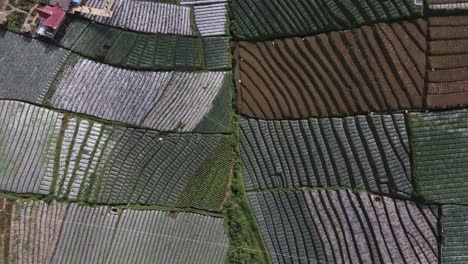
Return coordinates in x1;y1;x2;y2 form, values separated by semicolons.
192;3;227;37
231;0;422;40
428;0;468;10
58;19;203;70
442;205;468;263
241;114;411;197
83;0;193;35
243;108;468;204
0;32;232;133
248;189;438;264
410;109;468;204
0;30;70;104
236;15;468;119
0;101;232;211
426;15;468;108
1;199;228;264
49;57;231;132
235;19;426;119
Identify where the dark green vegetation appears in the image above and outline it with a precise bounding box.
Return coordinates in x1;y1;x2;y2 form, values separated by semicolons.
0;30;70;103
231;0;423;40
442;205;468;263
57;19;203;70
410;110;468;204
223;115;271;264
240;114;412;198
6;11;25;32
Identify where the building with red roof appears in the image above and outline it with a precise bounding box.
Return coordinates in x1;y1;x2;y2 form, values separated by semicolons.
35;4;66;37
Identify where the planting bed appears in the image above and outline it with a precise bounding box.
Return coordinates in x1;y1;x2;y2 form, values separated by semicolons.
0;101;62;195
203;37;231;70
0;101;232;210
248;189;439;264
0;30;70;104
442;205;468;263
83;0;194;35
410;109;468;204
426;15;468;108
59;20;204;70
240;114;412;197
50;58;231;133
7;200;67;264
235;19;426;119
191;2;227;37
1;199;229;264
231;0;423;40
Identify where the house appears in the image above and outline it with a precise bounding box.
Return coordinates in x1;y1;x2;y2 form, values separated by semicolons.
35;4;66;38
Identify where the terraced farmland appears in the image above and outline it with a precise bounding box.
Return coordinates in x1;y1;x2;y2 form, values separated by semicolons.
235;19;426;119
231;0;423;40
240;114;412;197
248;190;439;264
410;109;468;204
426;15;468;108
442;205;468;263
0;30;70;104
58;20;204;70
0;199;229;264
0;101;232;210
204;37;231;70
0;101;62;195
49;57;231;133
83;0;194;35
428;0;468;10
7;200;67;264
191;2;228;37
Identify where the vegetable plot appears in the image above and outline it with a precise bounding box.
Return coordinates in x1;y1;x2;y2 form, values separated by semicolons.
240;114;412;197
235;20;426;119
231;0;423;40
50;58;231;133
410;109;468;204
0;199;229;264
0;101;232;210
59;20;204;70
0;30;70;104
83;0;193;35
248;190;438;264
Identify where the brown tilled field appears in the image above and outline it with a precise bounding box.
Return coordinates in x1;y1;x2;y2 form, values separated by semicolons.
235;19;427;119
427;15;468;108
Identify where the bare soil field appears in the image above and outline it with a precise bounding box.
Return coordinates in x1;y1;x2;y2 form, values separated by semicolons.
235;19;426;119
427;15;468;108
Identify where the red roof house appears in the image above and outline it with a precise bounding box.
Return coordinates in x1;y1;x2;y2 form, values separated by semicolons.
36;4;66;30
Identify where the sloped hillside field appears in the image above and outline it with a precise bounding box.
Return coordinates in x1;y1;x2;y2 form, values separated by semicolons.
0;199;229;264
410;109;468;204
49;57;231;133
235;19;426;119
58;20;205;70
240;114;412;197
231;0;423;40
0;30;70;104
83;0;194;35
442;205;468;263
248;190;439;264
0;101;231;211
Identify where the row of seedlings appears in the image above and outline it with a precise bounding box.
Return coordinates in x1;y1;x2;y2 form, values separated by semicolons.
248;189;439;264
49;57;231;133
231;0;423;40
0;101;232;211
0;199;229;264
